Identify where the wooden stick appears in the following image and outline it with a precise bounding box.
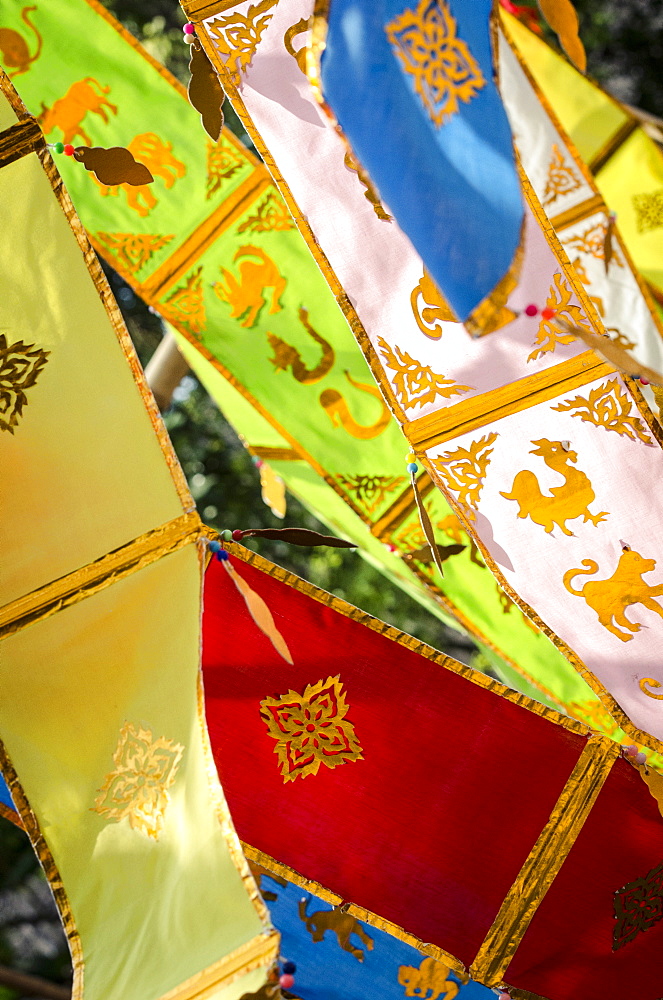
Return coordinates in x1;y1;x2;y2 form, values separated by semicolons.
0;965;70;1000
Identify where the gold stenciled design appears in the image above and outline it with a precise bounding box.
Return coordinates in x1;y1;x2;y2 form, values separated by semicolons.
430;432;498;513
95;232;174;276
410;269;456;338
564;548;663;642
299;898;374;961
377;337;472;410
208;0;279;87
206;137;245;198
0;6;43;78
542;143;582;207
334;474;406;515
438;512;483;566
640;678;663;701
562;219;624;266
398;956;459;1000
343;150;392;222
633;189;663;233
528;272;591;362
260;675;363;782
0;334;48;433
497;587;538;633
238;191;296;233
284;17;310;75
92;721;184;840
267;307;334;384
320;371;391;440
500;439;608;536
385;0;485;128
37;76;117;145
94;133;186;217
162;266;206;337
552;378;650;445
214;245;286;328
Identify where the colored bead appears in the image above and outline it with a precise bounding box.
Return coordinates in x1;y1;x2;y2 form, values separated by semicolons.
216;549;229;562
184;33;195;42
183;21;195;32
541;307;556;320
636;752;647;765
524;304;538;317
407;462;418;473
623;745;638;757
63;144;75;156
279;974;295;989
208;540;222;553
54;141;64;154
387;543;397;553
609;210;617;221
640;377;650;386
282;961;296;975
232;529;244;541
406;452;416;462
221;529;233;541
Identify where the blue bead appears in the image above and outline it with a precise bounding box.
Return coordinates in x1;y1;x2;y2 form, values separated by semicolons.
407;462;418;473
216;549;230;561
208;540;222;552
282;961;296;975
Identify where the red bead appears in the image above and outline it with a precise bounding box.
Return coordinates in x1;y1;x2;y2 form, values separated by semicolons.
232;529;243;541
63;144;75;156
623;745;638;757
640;378;650;386
279;974;295;989
524;304;538;317
541;307;556;320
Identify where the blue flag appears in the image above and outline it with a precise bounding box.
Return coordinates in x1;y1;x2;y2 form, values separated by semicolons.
317;0;524;322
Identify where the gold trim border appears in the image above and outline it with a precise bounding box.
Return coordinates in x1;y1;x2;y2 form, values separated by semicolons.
243;843;469;981
158;929;279;1000
0;512;202;639
0;801;24;830
210;532;588;737
469;734;619;985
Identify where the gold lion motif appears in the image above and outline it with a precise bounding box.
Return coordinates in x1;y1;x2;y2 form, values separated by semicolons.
563;548;663;642
398;956;459;999
260;676;363;782
92;722;183;840
386;0;485;128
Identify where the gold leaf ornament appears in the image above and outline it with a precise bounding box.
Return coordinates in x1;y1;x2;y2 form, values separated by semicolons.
74;145;154;186
537;0;586;73
188;36;225;142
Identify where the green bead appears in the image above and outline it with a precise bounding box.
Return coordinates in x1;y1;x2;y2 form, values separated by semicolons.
221;528;233;541
54;142;64;154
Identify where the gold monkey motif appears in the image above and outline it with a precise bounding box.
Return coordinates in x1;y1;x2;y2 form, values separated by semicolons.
298;898;374;961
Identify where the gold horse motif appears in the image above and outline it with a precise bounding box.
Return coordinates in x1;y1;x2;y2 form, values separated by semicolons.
398;957;459;1000
0;6;42;77
266;307;334;384
500;439;608;535
298;898;374;961
320;371;391;439
563;548;663;641
215;245;286;328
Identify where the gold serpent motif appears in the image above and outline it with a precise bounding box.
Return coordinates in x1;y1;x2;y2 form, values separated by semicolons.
640;678;663;700
385;0;485;128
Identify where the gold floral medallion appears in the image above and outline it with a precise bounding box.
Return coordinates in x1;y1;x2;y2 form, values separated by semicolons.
92;722;183;840
260;676;363;782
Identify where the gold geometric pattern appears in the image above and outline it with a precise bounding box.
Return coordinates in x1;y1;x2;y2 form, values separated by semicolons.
260;676;363;782
385;0;485;128
430;432;498;513
238;191;296;233
161;266;207;337
334;474;406;515
377;337;472;410
542;143;582;207
527;272;591;362
633;189;663;233
208;0;279;87
92;722;184;840
0;334;49;434
552;377;650;444
562;220;623;266
95;232;174;276
206;138;245;198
